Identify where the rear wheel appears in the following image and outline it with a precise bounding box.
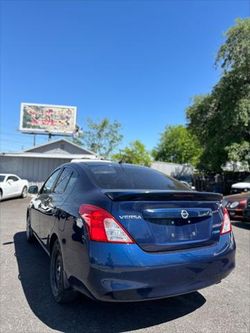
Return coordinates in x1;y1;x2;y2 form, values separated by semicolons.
26;216;34;243
21;186;28;198
50;240;78;303
0;190;2;202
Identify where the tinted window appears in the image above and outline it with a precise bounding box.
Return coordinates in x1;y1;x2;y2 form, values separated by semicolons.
7;176;19;182
66;170;78;192
54;168;75;194
0;176;6;182
41;169;61;194
87;164;188;190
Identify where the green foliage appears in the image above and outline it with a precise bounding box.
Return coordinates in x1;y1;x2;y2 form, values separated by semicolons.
226;141;250;164
186;18;250;172
72;136;83;146
71;125;84;146
82;118;123;157
153;125;202;167
113;140;152;166
216;18;250;72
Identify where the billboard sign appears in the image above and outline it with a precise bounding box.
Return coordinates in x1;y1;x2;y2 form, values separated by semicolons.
20;103;77;135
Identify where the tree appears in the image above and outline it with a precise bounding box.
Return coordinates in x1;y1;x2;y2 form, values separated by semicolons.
186;18;250;171
226;141;250;166
216;18;250;72
71;125;84;146
82;118;123;157
113;140;152;166
153;125;202;167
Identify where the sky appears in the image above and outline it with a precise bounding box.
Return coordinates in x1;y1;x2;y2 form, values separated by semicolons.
0;0;249;153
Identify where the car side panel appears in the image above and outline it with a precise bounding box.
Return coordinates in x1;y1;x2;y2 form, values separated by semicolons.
37;193;57;246
2;180;17;198
17;180;28;195
29;197;41;234
1;178;28;199
52;187;112;285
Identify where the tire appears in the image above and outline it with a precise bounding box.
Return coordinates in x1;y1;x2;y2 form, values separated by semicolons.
0;190;2;202
26;216;34;243
50;240;78;303
21;186;28;198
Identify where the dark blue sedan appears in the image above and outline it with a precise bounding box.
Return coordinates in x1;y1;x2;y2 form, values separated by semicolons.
26;161;236;303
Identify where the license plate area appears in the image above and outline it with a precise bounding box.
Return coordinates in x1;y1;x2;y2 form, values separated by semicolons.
147;217;212;243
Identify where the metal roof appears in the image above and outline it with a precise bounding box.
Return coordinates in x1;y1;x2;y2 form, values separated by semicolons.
0;152;97;159
23;138;96;155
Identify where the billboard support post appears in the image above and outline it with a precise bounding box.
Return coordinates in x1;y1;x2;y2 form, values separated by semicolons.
33;134;36;146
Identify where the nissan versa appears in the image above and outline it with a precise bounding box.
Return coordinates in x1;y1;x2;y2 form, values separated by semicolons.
26;161;236;303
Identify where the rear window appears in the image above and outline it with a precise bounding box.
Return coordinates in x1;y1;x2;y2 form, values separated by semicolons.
86;164;188;190
0;175;5;182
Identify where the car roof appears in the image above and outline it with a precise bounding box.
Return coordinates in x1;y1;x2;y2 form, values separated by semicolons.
73;160;152;171
70;159;112;164
0;174;18;177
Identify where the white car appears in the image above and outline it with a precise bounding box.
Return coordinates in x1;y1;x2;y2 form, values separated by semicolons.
0;174;29;201
231;175;250;194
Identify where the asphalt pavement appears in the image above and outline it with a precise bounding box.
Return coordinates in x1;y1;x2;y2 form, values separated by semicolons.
0;197;249;333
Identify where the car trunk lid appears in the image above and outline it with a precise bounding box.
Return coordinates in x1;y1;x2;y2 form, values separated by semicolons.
104;190;223;252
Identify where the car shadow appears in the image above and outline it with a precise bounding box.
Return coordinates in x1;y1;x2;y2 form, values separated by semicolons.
232;221;250;230
14;232;206;333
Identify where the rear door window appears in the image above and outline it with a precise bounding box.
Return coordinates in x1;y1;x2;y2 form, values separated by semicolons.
54;168;78;194
7;176;19;182
40;169;61;194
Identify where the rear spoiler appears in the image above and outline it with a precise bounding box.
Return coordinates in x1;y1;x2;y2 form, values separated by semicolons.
104;190;223;202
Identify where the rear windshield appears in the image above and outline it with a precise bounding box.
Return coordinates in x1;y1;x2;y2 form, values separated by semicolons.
86;164;189;190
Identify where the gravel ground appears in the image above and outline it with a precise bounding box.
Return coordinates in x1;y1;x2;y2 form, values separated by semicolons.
0;197;249;333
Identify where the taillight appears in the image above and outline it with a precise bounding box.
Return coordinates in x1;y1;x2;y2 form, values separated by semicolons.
79;204;134;243
220;208;232;235
239;199;247;208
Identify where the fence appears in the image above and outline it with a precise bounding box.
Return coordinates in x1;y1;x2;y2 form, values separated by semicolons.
193;172;250;195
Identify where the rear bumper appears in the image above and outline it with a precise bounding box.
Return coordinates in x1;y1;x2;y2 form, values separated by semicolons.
78;233;236;302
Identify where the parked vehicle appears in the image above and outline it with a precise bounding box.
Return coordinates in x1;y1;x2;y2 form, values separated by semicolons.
0;174;28;201
175;175;196;190
231;175;250;194
243;197;250;222
223;192;250;220
26;161;235;303
179;180;195;190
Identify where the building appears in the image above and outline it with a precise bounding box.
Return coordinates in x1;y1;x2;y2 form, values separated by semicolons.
0;139;97;183
151;161;194;178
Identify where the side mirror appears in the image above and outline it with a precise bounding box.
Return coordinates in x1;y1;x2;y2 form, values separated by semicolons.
7;179;14;184
28;185;38;194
